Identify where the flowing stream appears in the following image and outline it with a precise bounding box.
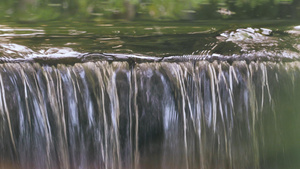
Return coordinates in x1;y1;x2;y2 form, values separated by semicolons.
0;21;300;169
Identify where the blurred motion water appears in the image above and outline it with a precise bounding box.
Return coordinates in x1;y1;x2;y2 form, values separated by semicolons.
1;55;300;169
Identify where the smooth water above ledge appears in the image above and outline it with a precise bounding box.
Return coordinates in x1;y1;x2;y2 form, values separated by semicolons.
0;60;300;169
0;21;299;66
0;21;299;58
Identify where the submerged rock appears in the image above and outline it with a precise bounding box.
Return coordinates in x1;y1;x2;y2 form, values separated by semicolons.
220;27;272;42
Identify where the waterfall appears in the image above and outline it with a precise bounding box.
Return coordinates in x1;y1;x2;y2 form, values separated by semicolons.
0;59;299;169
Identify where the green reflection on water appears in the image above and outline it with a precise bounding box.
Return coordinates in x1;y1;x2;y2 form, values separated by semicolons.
0;0;299;21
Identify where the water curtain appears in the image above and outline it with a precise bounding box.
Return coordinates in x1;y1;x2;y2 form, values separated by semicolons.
0;60;298;169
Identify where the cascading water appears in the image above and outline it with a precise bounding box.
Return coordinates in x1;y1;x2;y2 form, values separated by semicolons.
0;56;299;169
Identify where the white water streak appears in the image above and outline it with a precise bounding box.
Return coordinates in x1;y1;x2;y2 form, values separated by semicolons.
0;73;16;154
